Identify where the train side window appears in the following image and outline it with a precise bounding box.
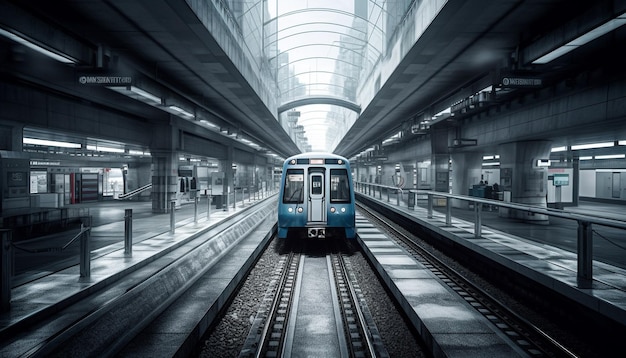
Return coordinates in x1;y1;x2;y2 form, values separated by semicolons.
283;169;304;203
330;169;350;203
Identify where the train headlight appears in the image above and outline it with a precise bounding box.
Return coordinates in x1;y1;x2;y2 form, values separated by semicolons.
341;207;346;213
288;207;293;213
330;207;336;213
297;207;303;213
338;159;343;165
290;159;296;165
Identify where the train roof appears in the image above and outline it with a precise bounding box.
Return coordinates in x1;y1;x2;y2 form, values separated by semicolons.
284;152;349;162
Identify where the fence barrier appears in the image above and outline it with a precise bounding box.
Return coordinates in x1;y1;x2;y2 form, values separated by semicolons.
355;181;626;283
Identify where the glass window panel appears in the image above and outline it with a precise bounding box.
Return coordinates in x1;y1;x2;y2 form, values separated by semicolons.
283;169;304;203
330;169;351;202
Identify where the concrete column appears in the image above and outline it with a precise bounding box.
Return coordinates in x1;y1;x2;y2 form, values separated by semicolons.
151;151;179;213
432;153;450;192
498;140;552;223
450;152;483;208
572;155;580;206
220;145;234;210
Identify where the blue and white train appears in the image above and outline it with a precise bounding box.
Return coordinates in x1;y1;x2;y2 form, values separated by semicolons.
277;152;356;239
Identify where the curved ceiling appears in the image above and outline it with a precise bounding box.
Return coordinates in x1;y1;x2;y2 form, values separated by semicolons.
265;1;381;152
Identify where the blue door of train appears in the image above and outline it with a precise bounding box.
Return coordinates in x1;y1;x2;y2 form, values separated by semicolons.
308;171;326;223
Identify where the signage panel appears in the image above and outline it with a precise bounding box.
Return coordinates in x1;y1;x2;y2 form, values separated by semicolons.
78;75;132;85
501;76;543;88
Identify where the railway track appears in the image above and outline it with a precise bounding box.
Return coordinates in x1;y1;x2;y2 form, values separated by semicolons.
357;202;578;358
239;240;388;358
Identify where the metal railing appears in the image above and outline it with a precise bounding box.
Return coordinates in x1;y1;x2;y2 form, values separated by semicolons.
3;219;92;311
116;183;152;200
354;181;626;284
0;188;279;312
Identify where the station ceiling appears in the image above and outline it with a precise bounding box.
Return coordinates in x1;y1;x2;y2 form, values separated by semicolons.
2;1;625;160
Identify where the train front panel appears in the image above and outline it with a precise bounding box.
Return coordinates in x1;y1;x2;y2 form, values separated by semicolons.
277;154;355;239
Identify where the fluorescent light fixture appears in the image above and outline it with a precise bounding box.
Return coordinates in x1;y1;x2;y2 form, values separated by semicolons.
23;137;81;148
432;107;452;120
571;141;614;150
619;140;626;146
168;105;194;118
129;86;161;103
537;159;551;167
595;154;625;160
200;119;220;129
533;12;626;64
482;162;500;166
0;27;77;64
87;144;124;153
551;146;568;152
129;150;150;156
579;156;593;160
483;155;494;160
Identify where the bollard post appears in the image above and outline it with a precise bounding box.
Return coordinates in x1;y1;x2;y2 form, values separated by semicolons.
474;203;482;238
1;230;12;312
170;201;176;234
577;221;593;283
396;190;400;206
124;209;132;256
248;187;252;203
446;197;452;226
233;189;237;210
80;220;91;278
207;195;212;220
427;194;433;219
194;196;199;223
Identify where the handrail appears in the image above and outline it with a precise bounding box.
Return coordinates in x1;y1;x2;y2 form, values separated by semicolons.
12;223;91;253
117;183;152;200
354;181;626;230
354;180;626;283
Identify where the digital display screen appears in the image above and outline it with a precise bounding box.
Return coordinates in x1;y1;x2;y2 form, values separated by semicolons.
553;174;569;186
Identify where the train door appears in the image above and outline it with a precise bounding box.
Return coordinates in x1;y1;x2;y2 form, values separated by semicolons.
612;172;621;198
308;169;326;223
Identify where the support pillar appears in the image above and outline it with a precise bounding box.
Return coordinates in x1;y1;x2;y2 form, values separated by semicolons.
221;145;234;211
432;154;450;192
151;151;179;213
450;152;483;208
498;140;552;223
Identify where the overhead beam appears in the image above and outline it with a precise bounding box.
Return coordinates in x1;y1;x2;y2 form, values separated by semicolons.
278;96;361;114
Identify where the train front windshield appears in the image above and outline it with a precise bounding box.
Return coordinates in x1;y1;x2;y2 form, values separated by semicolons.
283;169;304;203
330;169;351;203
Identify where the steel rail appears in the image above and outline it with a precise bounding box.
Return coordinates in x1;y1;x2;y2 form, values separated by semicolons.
357;202;579;358
332;252;379;358
253;252;300;358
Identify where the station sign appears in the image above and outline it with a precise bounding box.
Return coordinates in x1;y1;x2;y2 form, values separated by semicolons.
30;160;61;166
78;74;132;85
500;76;543;88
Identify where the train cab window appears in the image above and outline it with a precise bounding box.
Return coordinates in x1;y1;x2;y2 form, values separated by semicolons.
283;169;304;203
330;169;351;203
311;175;323;195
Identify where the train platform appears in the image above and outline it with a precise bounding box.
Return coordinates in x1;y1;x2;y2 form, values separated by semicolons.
355;214;531;357
356;191;626;340
0;194;277;357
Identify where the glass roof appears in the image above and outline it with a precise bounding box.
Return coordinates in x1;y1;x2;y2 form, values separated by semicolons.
264;0;384;152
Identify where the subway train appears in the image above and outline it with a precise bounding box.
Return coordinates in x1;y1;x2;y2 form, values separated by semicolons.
277;152;356;239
